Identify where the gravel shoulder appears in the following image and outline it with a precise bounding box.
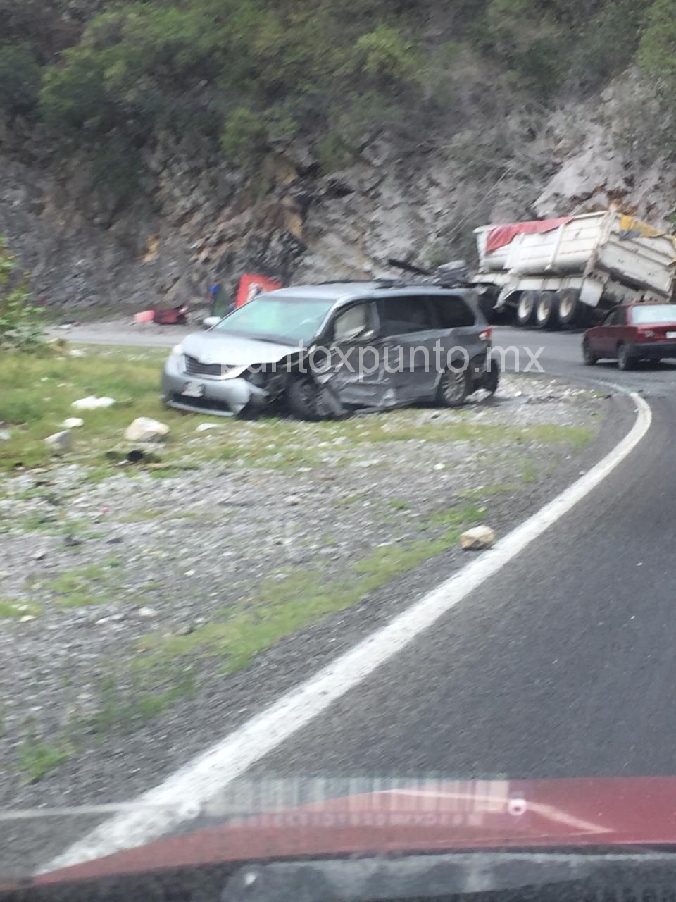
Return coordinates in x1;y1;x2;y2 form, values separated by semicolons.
0;371;621;877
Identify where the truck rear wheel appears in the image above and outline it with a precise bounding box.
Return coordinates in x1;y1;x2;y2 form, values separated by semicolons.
534;291;558;329
557;289;580;328
516;292;536;327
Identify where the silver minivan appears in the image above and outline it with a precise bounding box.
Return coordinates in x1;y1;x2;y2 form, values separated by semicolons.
162;281;499;419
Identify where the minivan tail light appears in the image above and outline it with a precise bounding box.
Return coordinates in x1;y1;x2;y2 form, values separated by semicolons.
480;328;492;342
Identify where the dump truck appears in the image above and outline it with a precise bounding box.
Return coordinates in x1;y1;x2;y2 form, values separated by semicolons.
470;211;676;328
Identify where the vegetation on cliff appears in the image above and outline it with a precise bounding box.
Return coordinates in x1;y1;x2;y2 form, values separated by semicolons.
1;0;675;181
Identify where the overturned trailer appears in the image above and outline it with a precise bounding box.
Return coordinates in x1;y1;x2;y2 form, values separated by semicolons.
471;211;676;329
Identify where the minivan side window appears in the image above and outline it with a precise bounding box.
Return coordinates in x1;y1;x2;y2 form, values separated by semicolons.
378;296;433;336
431;295;476;329
331;302;373;342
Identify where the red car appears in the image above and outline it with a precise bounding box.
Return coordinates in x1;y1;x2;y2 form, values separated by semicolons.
583;302;676;370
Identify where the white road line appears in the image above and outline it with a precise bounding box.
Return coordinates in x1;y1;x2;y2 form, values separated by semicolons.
41;391;652;874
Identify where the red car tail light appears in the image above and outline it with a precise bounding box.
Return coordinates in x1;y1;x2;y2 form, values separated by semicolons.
480;328;492;342
636;327;655;340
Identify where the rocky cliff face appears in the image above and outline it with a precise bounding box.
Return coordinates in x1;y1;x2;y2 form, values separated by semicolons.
1;71;674;315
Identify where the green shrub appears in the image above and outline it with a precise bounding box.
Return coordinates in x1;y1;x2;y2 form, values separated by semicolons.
317;131;354;173
483;0;562;94
347;25;420;86
0;239;45;352
220;107;270;164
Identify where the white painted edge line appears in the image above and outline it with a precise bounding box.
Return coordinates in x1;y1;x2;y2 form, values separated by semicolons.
41;391;652;875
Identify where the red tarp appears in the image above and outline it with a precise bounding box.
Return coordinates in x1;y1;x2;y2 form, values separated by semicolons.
235;274;283;309
486;217;573;254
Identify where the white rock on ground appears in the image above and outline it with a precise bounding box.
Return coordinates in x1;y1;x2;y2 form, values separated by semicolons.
460;525;496;551
0;430;11;441
124;417;170;443
44;431;72;454
72;396;116;410
62;418;84;429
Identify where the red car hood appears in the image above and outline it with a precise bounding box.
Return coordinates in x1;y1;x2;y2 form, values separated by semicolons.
35;777;676;886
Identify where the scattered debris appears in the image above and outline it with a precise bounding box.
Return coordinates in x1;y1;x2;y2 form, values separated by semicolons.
45;431;72;455
134;305;188;325
460;525;497;551
0;430;11;441
62;418;84;429
19;615;36;624
32;551;47;562
69;349;87;358
137;606;159;620
72;396;116;410
195;423;222;433
124;418;170;443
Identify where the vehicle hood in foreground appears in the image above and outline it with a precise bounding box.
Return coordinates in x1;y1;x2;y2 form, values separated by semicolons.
33;777;676;887
179;331;299;367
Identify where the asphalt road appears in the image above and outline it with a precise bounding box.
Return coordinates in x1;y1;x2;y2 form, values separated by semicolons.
235;327;676;781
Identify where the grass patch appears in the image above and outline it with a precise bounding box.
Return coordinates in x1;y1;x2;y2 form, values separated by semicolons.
455;484;514;502
87;671;197;736
521;458;538;485
47;558;122;609
134;502;484;677
17;738;73;783
0;600;42;619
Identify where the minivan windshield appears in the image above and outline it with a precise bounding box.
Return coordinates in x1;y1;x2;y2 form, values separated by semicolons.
630;304;676;324
216;293;335;344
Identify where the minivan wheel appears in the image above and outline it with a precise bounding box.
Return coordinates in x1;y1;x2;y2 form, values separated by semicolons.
287;376;322;420
438;367;471;408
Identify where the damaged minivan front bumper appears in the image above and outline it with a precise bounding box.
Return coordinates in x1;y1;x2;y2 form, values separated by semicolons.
161;351;273;416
